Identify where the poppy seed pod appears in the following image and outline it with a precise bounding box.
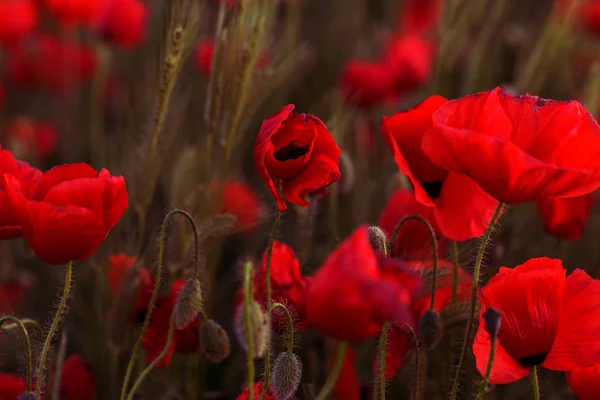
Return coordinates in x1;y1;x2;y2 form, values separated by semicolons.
18;393;35;400
199;319;231;363
174;278;203;329
234;300;270;358
367;225;387;254
272;352;303;400
418;309;443;350
482;307;502;340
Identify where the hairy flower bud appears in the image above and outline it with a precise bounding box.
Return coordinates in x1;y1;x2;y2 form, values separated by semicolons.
418;309;443;350
18;393;35;400
199;319;231;363
368;225;388;254
234;300;270;358
482;307;502;340
272;352;303;400
174;278;203;329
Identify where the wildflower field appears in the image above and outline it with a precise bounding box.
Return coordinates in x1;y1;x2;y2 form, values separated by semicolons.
1;0;600;399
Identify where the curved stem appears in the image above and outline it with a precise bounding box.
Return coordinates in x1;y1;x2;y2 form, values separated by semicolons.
243;260;255;400
449;202;504;400
0;316;33;392
125;312;176;400
120;209;196;400
475;338;497;400
390;215;438;309
531;366;540;400
267;302;294;353
36;260;73;400
450;242;460;304
316;342;349;400
260;205;281;400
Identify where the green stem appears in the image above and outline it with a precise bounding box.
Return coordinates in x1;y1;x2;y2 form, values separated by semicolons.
316;342;349;400
51;331;68;400
531;366;540;400
475;338;497;400
400;323;420;400
125;312;176;400
36;260;73;400
374;323;389;400
268;303;294;353
450;242;460;304
449;202;504;400
0;316;33;392
120;209;195;400
243;260;255;399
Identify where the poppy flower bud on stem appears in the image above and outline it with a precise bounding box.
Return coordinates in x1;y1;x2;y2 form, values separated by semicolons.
418;310;443;350
268;302;295;353
234;298;269;359
475;308;502;400
272;352;302;400
199;319;231;363
0;316;33;393
368;225;388;255
174;278;203;329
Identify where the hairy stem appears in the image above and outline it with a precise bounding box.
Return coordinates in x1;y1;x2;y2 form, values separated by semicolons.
475;338;497;400
36;261;73;400
52;331;68;400
450;242;460;304
316;341;349;400
0;316;33;392
374;323;389;400
531;366;540;400
243;260;255;399
268;303;294;353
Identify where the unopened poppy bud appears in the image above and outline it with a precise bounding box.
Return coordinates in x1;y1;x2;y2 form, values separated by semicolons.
174;278;203;329
418;309;443;350
234;300;270;359
18;393;35;400
338;151;355;196
199;319;231;363
272;352;303;400
482;307;502;340
368;225;387;254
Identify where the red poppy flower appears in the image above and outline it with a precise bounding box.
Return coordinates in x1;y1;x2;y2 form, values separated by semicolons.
43;0;105;28
7;34;97;94
107;253;153;321
0;0;38;48
4;163;128;264
0;147;41;239
473;257;600;384
49;354;95;400
143;279;201;368
567;363;600;400
236;382;276;400
305;226;422;341
209;179;266;234
0;273;33;314
383;35;433;92
0;373;26;399
397;0;442;34
381;95;499;241
333;347;361;400
94;0;147;48
422;87;600;204
536;194;596;240
5;117;58;161
339;61;400;108
254;105;341;211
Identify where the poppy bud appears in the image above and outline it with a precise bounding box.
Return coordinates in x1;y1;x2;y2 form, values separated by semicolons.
418;309;443;350
234;300;270;358
18;393;35;400
199;319;231;363
338;151;355;196
367;225;387;254
174;278;203;329
272;352;303;400
482;307;502;340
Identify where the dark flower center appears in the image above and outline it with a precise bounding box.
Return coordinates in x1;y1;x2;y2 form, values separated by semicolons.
422;181;443;200
518;352;549;368
273;141;309;162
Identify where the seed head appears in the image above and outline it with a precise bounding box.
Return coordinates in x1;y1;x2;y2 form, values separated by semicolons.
199;319;231;363
272;352;303;400
418;309;443;350
234;300;270;358
483;307;502;340
174;278;203;329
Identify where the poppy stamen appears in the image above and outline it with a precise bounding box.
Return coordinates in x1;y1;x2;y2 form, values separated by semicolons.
422;181;443;200
273;141;309;161
517;352;549;368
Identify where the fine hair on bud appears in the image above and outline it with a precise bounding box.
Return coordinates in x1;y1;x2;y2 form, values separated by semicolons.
418;309;443;350
483;307;502;340
368;225;388;254
174;278;203;329
18;393;35;400
272;352;303;400
199;319;231;363
233;300;269;359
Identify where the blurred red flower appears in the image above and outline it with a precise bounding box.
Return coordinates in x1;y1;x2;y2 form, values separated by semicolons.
473;257;600;384
4;163;128;264
0;373;26;399
305;226;422;341
339;62;400;108
5;117;58;162
236;382;276;400
95;0;147;48
333;347;361;400
107;253;153;321
381;95;499;241
567;363;600;400
143;279;201;368
7;34;97;95
536;194;596;240
397;0;442;35
43;0;105;28
209;179;266;234
254;104;341;211
0;0;38;48
49;354;95;400
195;39;270;77
0;146;41;239
423;87;600;203
0;274;32;314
